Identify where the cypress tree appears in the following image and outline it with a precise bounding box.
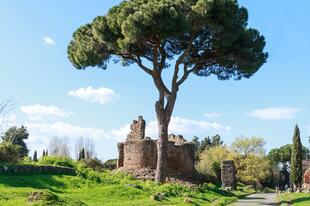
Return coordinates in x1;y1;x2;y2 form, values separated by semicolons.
290;125;303;190
79;148;85;161
42;150;46;157
33;150;38;162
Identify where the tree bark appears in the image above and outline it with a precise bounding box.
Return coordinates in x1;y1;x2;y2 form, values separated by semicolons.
155;112;169;183
154;91;177;183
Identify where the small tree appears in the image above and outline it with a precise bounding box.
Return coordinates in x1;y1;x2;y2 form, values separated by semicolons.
0;141;21;163
197;146;232;182
67;0;267;182
79;148;85;161
42;150;46;157
191;136;200;161
231;136;266;156
33;150;38;162
1;126;29;158
211;134;223;147
290;125;303;190
234;154;271;187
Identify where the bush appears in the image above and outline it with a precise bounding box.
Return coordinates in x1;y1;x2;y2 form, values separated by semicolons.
0;141;22;163
37;156;76;168
81;158;105;171
103;159;117;170
234;154;271;188
21;156;33;164
197;146;233;183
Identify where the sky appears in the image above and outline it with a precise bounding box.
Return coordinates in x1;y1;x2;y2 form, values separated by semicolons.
0;0;309;161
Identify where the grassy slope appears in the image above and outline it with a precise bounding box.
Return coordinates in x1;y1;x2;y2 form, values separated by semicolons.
279;193;310;206
0;174;253;206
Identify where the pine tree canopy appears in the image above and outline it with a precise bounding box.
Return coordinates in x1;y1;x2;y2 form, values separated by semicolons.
68;0;267;80
1;126;29;158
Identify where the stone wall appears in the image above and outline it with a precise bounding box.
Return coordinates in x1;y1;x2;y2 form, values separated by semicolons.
303;168;310;189
123;140;157;170
117;116;196;180
117;143;124;168
167;141;195;177
126;116;145;141
221;160;236;189
0;164;76;175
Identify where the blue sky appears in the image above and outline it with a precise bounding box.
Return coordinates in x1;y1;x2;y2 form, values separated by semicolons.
0;0;309;160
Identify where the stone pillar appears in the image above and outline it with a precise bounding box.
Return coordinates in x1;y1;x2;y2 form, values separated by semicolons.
117;143;124;168
221;160;236;190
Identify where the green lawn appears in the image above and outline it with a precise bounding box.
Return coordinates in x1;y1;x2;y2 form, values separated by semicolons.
0;174;253;206
279;192;310;206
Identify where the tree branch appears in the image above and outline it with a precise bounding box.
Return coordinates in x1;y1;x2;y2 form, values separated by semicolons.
158;44;166;71
171;33;195;91
176;64;194;87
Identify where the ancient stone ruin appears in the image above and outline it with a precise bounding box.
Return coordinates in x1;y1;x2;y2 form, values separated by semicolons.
303;168;310;190
221;160;237;190
117;116;197;181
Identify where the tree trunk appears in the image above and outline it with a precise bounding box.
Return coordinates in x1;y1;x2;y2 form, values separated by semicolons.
155;114;169;183
154;91;177;183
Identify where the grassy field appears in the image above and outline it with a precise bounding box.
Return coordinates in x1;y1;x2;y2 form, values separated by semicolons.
278;192;310;206
0;173;254;206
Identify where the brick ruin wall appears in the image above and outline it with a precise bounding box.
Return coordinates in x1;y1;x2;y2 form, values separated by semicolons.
117;116;196;179
303;168;310;189
221;160;236;189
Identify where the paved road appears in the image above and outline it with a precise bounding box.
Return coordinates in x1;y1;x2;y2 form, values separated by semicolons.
231;193;278;206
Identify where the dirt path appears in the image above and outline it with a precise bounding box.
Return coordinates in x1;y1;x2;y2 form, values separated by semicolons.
231;193;278;206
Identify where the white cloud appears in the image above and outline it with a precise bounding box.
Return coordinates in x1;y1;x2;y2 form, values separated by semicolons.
21;104;72;121
42;36;56;46
26;122;110;142
204;112;223;118
68;86;119;105
111;116;231;141
247;107;300;120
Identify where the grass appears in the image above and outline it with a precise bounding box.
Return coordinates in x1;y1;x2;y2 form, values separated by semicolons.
0;173;254;206
278;192;310;206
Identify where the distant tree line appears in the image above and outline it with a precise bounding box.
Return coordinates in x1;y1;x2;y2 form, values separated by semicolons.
193;125;308;190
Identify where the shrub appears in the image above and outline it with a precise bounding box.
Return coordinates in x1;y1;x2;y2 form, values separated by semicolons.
0;141;21;163
37;156;76;168
234;154;271;188
197;146;233;182
81;158;105;171
21;156;33;164
102;158;117;170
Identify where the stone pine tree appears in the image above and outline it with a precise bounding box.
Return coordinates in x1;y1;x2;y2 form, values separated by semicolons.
1;126;29;158
33;150;38;162
290;125;303;190
67;0;268;183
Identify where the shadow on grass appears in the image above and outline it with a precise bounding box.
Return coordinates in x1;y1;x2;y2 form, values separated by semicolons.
277;196;310;205
291;196;310;204
0;174;66;193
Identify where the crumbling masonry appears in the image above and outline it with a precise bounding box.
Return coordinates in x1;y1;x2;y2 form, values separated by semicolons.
221;160;237;189
117;116;196;180
303;168;310;190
